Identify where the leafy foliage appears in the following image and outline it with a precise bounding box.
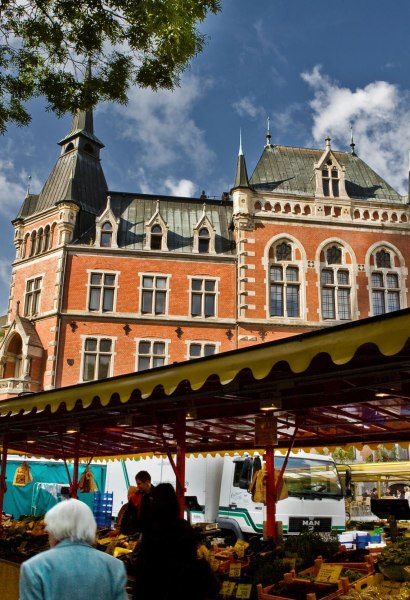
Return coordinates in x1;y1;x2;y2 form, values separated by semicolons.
0;0;221;132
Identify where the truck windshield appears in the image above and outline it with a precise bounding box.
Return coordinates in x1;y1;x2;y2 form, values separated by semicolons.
276;456;343;498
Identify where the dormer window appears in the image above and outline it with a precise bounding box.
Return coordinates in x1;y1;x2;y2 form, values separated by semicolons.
65;142;74;153
100;221;113;248
314;142;347;199
192;211;216;254
322;161;340;198
151;225;163;250
198;228;210;253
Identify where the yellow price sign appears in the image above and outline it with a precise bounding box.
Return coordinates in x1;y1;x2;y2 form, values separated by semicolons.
236;583;252;598
220;580;236;596
229;562;242;578
316;564;343;583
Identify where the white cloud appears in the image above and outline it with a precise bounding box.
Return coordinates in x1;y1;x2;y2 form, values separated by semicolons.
301;65;410;194
0;158;28;217
233;96;265;120
0;258;10;313
163;178;196;197
109;74;214;175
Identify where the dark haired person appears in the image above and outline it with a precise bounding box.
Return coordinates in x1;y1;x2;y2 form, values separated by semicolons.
120;470;155;535
133;483;219;600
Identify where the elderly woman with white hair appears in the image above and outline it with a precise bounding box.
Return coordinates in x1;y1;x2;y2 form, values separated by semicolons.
19;498;128;600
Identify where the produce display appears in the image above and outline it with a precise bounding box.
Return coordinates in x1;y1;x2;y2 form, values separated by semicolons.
1;513;410;599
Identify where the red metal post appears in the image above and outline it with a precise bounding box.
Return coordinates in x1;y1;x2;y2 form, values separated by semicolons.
0;434;8;530
175;413;187;518
264;445;276;541
70;433;80;498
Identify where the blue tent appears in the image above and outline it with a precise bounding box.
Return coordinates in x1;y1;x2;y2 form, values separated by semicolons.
3;460;106;518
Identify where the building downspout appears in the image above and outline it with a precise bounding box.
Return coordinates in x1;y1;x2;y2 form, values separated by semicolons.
52;245;68;390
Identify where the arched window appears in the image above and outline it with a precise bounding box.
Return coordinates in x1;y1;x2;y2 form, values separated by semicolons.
370;247;402;315
269;240;301;318
150;225;163;250
29;232;37;257
320;244;351;320
100;221;113;248
36;228;43;255
43;225;51;252
198;227;210;253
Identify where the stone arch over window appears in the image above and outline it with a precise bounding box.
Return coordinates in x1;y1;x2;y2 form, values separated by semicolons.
317;240;356;322
255;201;262;211
0;316;45;396
366;243;406;316
95;196;119;249
144;202;168;251
265;236;306;320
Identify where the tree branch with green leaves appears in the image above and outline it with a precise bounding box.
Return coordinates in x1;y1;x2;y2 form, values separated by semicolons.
0;0;221;133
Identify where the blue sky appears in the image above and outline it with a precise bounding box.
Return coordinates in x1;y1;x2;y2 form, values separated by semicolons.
1;0;410;314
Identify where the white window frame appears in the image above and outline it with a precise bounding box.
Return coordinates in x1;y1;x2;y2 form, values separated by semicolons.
368;247;404;316
80;335;116;382
319;244;352;321
87;270;119;313
139;273;170;316
186;340;220;360
135;338;169;371
268;240;302;319
24;275;43;317
189;276;218;318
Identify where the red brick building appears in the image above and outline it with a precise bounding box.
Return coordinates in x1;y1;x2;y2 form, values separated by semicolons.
0;113;408;398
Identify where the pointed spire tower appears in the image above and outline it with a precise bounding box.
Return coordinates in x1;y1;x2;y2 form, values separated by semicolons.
15;64;108;226
231;131;253;231
233;130;250;189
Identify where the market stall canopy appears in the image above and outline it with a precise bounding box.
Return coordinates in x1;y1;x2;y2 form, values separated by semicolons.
0;309;409;460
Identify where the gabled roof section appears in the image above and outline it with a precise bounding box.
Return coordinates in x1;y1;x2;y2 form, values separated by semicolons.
250;144;405;203
15;109;108;221
83;192;234;255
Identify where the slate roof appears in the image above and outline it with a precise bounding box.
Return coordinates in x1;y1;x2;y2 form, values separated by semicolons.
35;150;108;215
250;145;406;204
14;110;108;221
94;192;234;254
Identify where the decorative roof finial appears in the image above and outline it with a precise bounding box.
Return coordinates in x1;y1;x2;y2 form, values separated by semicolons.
25;175;31;198
325;136;331;150
266;117;272;146
239;129;243;156
106;195;111;210
350;125;356;155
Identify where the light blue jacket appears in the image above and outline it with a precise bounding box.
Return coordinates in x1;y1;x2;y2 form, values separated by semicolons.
19;539;128;600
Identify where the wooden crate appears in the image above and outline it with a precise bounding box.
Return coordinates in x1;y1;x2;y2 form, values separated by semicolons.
256;571;347;600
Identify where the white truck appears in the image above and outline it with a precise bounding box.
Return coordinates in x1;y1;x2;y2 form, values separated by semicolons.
105;451;346;539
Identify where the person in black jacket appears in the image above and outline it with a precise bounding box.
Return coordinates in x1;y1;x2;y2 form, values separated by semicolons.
120;471;155;536
132;483;219;600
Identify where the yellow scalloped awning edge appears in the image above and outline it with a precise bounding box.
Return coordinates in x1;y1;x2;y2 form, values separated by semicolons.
1;310;409;418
